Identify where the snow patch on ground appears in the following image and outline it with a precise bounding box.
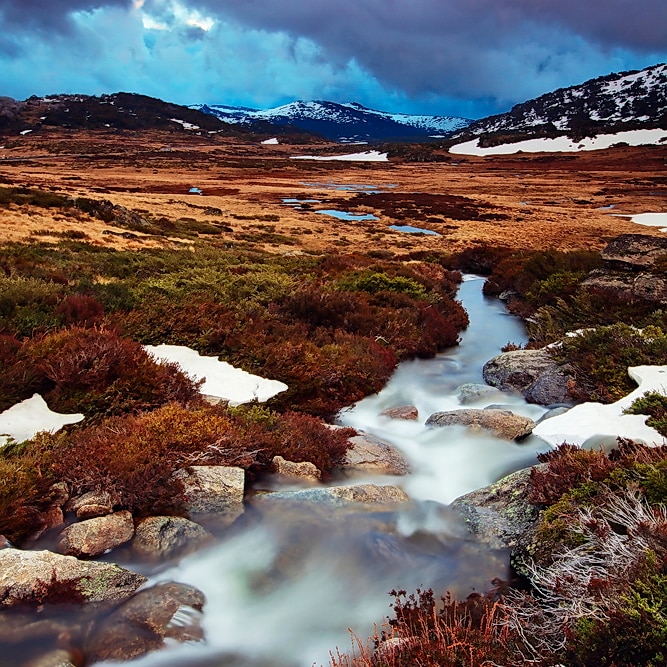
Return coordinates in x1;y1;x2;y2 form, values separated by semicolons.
614;212;667;232
450;128;667;156
170;118;200;131
291;150;388;162
145;344;288;405
0;395;84;447
533;365;667;449
261;137;279;145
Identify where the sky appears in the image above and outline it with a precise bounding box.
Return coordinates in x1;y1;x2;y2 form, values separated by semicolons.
0;0;666;119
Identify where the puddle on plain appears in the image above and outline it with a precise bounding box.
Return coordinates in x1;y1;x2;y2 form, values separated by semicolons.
389;224;440;236
188;187;203;194
281;198;321;205
316;209;379;221
301;182;396;193
597;204;615;210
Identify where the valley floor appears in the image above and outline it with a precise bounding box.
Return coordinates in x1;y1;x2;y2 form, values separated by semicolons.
1;129;665;253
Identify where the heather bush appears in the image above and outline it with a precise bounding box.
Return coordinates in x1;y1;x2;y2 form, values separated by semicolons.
625;391;667;438
554;324;667;402
23;328;202;418
0;437;58;544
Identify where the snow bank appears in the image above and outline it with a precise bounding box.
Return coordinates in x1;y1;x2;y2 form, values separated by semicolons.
450;128;667;156
0;395;84;447
533;365;667;449
291;150;388;162
614;212;667;232
261;137;279;145
145;344;288;405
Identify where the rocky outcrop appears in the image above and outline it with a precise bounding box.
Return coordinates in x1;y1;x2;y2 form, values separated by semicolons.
450;467;542;551
482;348;575;405
601;233;667;270
173;465;245;525
132;516;213;560
0;549;146;606
57;510;135;558
425;408;535;441
86;582;205;663
341;433;411;476
271;455;321;482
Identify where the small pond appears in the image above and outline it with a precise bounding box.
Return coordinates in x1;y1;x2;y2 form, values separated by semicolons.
315;209;379;221
389;224;440;236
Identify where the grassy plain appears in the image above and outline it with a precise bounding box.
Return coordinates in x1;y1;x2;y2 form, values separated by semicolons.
1;128;665;253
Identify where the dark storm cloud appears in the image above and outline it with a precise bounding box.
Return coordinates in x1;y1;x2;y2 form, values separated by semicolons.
0;0;132;30
183;0;667;99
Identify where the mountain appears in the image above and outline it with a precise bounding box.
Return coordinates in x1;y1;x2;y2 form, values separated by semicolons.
194;100;472;142
0;92;240;135
453;63;667;144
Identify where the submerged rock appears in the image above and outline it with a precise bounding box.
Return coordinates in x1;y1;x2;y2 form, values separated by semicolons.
425;408;535;441
456;383;501;405
380;405;419;420
255;483;410;507
0;549;146;606
86;582;205;663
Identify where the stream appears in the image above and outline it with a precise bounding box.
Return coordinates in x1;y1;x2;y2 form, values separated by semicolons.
120;276;552;667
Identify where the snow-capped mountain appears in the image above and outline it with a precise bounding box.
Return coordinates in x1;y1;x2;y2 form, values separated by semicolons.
194;100;472;142
454;63;667;142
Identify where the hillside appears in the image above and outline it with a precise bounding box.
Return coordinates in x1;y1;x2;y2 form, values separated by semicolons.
452;62;667;146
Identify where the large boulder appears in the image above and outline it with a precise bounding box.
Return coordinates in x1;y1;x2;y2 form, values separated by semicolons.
132;516;213;560
0;549;146;606
380;405;419;420
582;268;667;303
57;510;135;558
341;433;411;476
172;466;245;526
450;467;542;551
86;582;205;663
601;233;667;270
425;408;535;441
482;348;574;405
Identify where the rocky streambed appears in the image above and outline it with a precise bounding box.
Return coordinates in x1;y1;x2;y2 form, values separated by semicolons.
0;276;584;667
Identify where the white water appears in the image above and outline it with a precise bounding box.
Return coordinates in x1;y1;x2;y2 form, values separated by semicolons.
116;277;550;667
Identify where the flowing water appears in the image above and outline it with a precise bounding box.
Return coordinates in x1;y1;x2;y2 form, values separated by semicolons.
118;276;551;667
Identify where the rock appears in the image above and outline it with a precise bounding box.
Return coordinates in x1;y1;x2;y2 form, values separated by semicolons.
255;483;410;507
0;535;9;549
41;506;65;532
342;433;411;476
57;510;135;558
87;582;205;663
535;406;571;424
132;516;213;560
0;549;146;606
49;482;70;507
24;650;77;667
482;348;575;405
456;383;501;405
173;466;245;525
583;269;667;303
271;456;321;482
601;233;667;270
425;409;535;441
380;405;419;420
67;490;116;519
450;467;542;551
